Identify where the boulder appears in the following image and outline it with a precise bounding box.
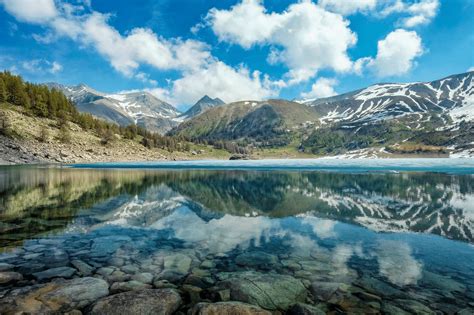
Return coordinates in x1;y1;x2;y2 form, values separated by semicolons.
190;301;271;315
217;271;307;310
0;262;14;271
0;271;23;284
33;266;76;281
0;277;109;314
110;280;152;293
235;251;278;269
163;253;192;274
89;289;181;315
71;260;95;276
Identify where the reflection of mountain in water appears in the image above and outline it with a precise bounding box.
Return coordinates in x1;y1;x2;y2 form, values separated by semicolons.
1;168;473;246
168;171;474;243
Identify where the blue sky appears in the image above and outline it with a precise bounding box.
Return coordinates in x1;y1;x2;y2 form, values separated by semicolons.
0;0;473;110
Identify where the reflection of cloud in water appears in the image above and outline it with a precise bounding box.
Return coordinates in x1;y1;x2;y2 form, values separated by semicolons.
375;240;423;286
151;207;279;253
299;215;337;239
332;244;363;275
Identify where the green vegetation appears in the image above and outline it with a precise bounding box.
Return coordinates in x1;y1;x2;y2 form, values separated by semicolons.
170;100;320;153
0;71;198;154
302;117;472;155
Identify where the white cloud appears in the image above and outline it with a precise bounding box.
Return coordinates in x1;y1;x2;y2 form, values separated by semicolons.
399;0;440;27
365;29;423;77
120;61;280;105
74;12;213;76
205;0;357;84
318;0;377;15
169;61;279;105
21;59;63;74
468;67;474;72
380;0;440;28
0;0;58;23
2;0;278;105
50;61;63;73
318;0;440;27
301;77;338;99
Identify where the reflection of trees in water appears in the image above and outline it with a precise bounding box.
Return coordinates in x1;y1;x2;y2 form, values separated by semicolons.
0;169;473;248
165;171;474;242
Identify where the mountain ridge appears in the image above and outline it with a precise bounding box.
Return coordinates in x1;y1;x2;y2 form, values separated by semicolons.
47;83;181;134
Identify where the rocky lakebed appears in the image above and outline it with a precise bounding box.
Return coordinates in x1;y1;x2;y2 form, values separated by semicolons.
0;166;473;314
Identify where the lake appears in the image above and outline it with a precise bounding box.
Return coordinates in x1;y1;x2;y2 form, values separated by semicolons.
0;160;473;314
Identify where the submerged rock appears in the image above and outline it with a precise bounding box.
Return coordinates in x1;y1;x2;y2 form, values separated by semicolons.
71;260;95;276
0;277;109;313
0;262;14;272
217;271;307;310
0;271;23;284
190;301;272;315
420;271;466;293
163;253;192;274
33;266;76;280
110;280;152;293
310;281;346;302
235;251;278;269
89;288;181;315
287;303;325;315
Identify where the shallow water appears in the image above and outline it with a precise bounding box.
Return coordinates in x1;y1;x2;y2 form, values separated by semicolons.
0;165;473;314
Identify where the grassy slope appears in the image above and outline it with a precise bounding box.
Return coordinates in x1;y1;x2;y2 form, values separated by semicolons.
170;99;320;140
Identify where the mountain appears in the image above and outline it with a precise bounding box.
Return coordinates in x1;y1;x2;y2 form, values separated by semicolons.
47;83;181;134
176;95;225;121
300;71;474;127
169;99;320;146
299;72;474;156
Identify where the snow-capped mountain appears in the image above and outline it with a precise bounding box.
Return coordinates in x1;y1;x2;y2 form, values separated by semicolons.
302;71;474;127
47;83;181;134
176;95;225;121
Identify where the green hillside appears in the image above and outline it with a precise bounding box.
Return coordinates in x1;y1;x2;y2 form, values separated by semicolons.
169;99;320;147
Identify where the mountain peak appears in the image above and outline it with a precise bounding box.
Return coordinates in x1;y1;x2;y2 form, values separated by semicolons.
198;95;213;102
196;95;225;105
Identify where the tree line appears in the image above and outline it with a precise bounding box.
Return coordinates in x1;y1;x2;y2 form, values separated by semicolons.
0;71;192;152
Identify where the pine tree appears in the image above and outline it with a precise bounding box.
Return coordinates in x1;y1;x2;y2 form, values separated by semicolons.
39;126;49;142
58;125;71;143
7;77;29;106
0;79;7;103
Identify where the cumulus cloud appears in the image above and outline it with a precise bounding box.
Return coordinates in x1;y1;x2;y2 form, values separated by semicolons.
157;61;279;105
21;59;63;74
318;0;377;15
364;29;424;77
318;0;440;28
301;77;338;99
205;0;357;84
120;61;279;105
381;0;440;28
0;0;58;23
1;0;279;105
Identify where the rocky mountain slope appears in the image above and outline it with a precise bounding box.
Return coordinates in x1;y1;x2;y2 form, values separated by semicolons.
177;95;225;121
299;72;474;157
169;99;320;146
47;83;181;134
300;71;474;127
